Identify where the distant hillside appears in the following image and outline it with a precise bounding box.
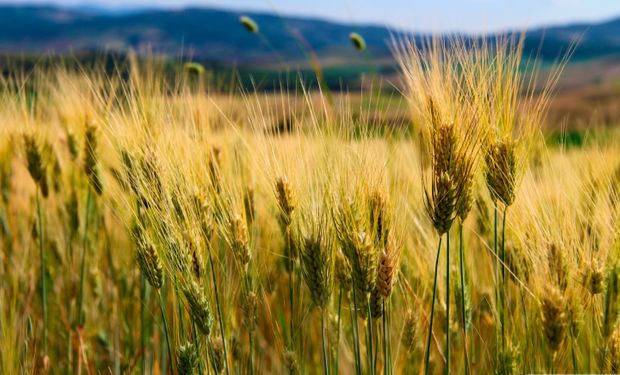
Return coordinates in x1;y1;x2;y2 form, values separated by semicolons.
1;5;620;65
0;5;392;64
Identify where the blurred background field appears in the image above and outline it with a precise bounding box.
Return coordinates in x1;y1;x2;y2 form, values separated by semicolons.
1;2;620;131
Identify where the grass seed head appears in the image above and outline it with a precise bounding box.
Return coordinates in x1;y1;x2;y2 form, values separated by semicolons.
454;279;472;331
497;341;519;375
244;185;256;226
177;341;198;375
194;192;214;240
375;240;399;299
239;16;259;33
301;229;332;310
183;281;214;336
485;140;517;206
548;243;568;291
51;155;62;193
65;189;80;234
433;123;457;179
580;261;605;295
164;230;193;275
190;246;204;280
84;122;104;195
230;333;242;361
541;286;567;353
0;154;12;204
276;176;295;228
370;288;386;318
427;121;459;234
349;32;366;51
31;219;39;240
231;214;251;268
184;62;205;76
43;140;62;193
283;350;300;375
505;240;530;284
351;231;379;298
23;134;49;197
211;336;225;374
140;148;163;202
120;150;139;195
456;170;475;221
208;146;222;193
369;190;387;245
66;130;79;160
333;198;381;301
83;121;100;184
428;172;457;234
565;291;583;337
334;251;352;291
183;232;203;280
134;229;163;289
401;309;418;357
242;290;258;331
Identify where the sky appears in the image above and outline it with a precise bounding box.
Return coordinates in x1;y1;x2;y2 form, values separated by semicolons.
2;0;620;33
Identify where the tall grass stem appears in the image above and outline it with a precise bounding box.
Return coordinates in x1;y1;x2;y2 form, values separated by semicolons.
335;288;342;375
382;300;389;375
158;289;174;374
209;250;230;375
445;231;450;375
321;310;330;375
77;186;92;326
501;208;507;353
140;274;146;374
493;202;499;366
424;237;443;375
36;188;48;359
459;224;469;375
352;285;363;375
367;297;374;375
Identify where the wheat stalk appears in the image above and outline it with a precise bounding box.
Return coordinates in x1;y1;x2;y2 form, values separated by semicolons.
23;134;50;370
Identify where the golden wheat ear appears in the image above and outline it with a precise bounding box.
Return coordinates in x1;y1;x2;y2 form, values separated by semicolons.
485;140;517;207
401;309;418;358
182;280;214;336
579;261;605;296
23;134;49;197
541;286;567;353
176;341;198;375
275;176;295;228
133;229;164;289
283;350;301;375
241;290;258;331
83;121;104;195
231;213;251;268
334;251;352;292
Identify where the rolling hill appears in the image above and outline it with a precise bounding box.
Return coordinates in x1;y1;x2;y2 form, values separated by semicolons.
0;5;619;66
1;4;620;129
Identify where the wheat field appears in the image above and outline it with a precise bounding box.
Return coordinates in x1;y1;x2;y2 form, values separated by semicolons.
0;37;619;375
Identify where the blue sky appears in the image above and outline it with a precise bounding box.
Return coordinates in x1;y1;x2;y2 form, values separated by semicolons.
3;0;620;32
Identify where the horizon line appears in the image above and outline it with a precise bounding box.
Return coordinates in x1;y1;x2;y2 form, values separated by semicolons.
1;1;619;35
